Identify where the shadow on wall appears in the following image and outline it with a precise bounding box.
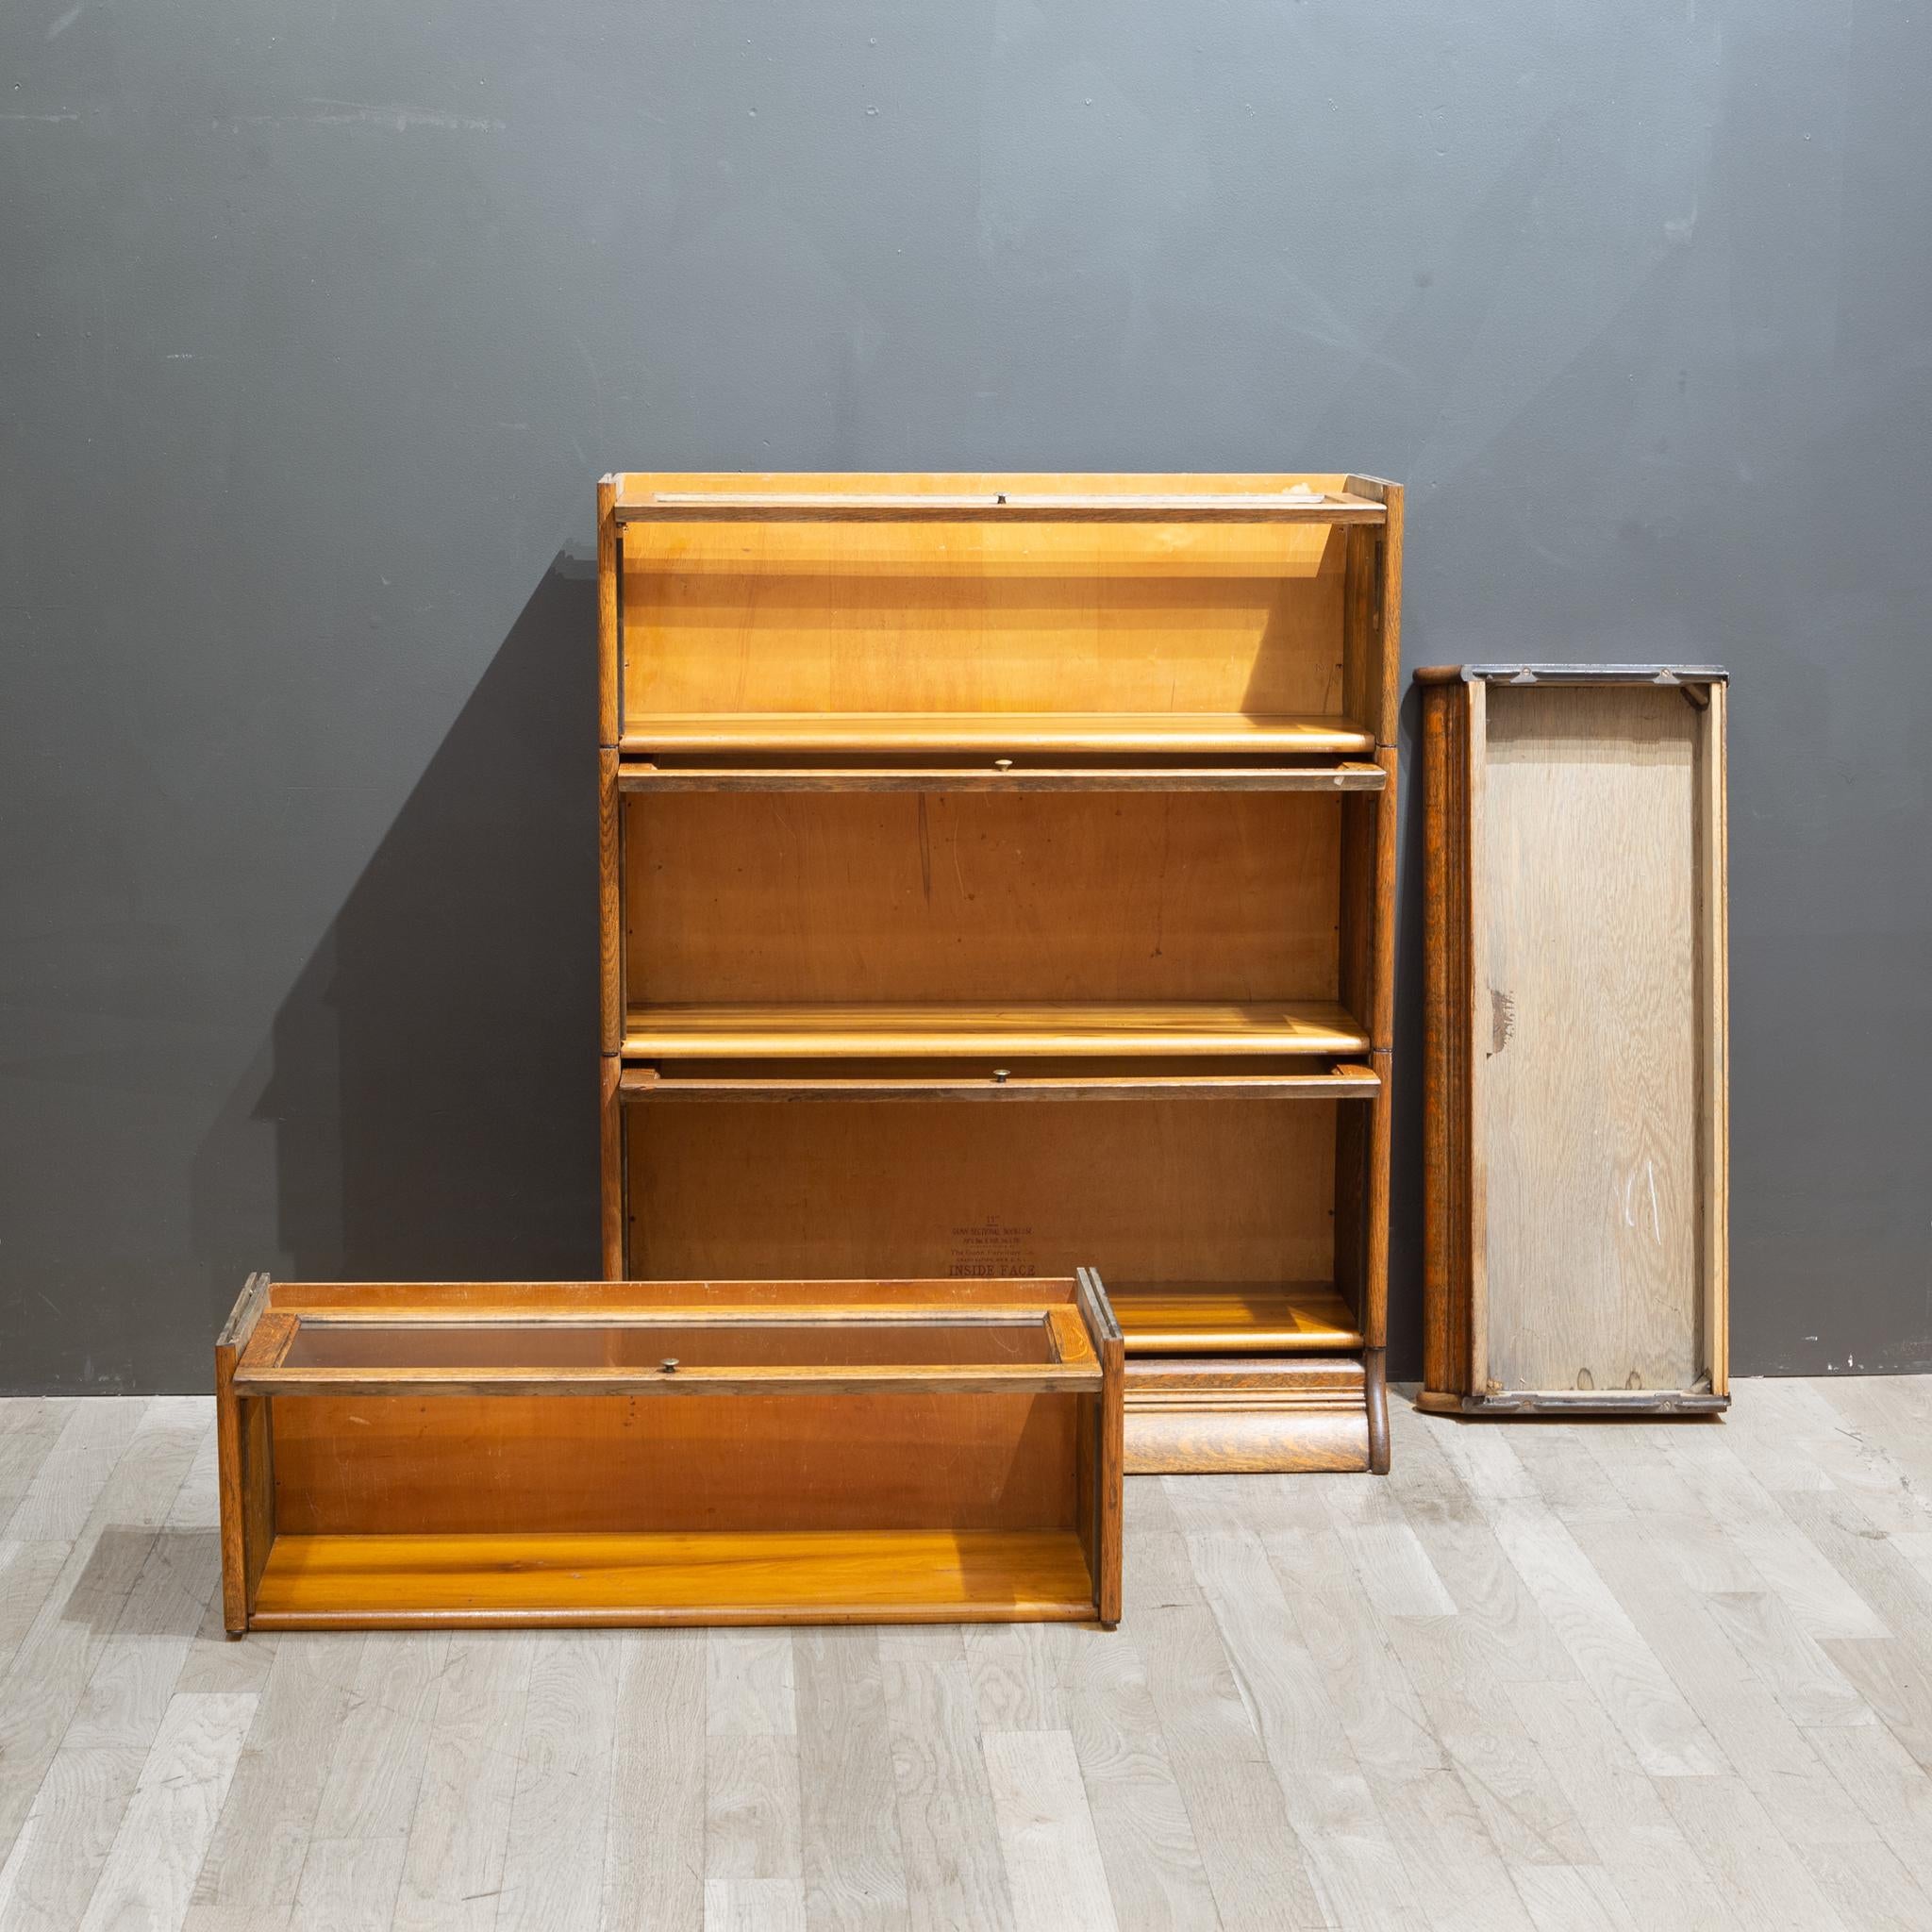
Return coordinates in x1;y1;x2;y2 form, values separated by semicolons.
1387;678;1431;1383
193;557;602;1317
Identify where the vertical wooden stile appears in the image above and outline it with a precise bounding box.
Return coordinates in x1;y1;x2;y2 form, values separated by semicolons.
600;1054;625;1280
598;744;622;1058
1463;677;1490;1393
215;1271;274;1635
1420;683;1470;1398
1077;1268;1125;1626
1699;682;1730;1395
596;475;619;748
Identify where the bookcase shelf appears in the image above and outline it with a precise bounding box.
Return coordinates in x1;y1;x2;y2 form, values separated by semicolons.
599;473;1400;1474
618;1058;1381;1103
622;1001;1371;1061
249;1528;1100;1629
618;758;1389;795
1110;1281;1364;1355
619;712;1374;758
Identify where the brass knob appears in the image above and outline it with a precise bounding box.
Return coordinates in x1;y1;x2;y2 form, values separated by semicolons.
992;1069;1009;1084
994;758;1013;772
660;1357;679;1374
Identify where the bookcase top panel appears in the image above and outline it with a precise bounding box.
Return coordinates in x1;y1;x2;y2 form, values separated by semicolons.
608;472;1386;523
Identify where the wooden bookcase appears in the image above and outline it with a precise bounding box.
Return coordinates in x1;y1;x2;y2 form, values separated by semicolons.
217;1270;1123;1630
598;474;1401;1474
1416;665;1728;1414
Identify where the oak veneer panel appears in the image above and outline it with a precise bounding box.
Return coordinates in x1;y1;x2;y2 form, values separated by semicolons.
1482;684;1700;1396
625;1097;1337;1289
269;1391;1079;1537
625;791;1341;1007
250;1528;1096;1629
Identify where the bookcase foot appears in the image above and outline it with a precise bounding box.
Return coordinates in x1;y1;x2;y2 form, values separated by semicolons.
1124;1357;1375;1474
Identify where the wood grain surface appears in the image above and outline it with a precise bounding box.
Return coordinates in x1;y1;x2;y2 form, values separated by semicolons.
249;1529;1099;1629
623;1000;1369;1059
1108;1280;1362;1354
625;1097;1339;1288
619;712;1374;755
1481;683;1703;1396
625;789;1342;1007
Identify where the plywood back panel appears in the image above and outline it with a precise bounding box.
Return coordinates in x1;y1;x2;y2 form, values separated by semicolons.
625;791;1341;1005
626;1097;1336;1287
619;487;1347;722
272;1391;1077;1535
1480;684;1704;1393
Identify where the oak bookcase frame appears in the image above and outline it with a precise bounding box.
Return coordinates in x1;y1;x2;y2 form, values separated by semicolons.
217;1270;1123;1631
599;474;1401;1473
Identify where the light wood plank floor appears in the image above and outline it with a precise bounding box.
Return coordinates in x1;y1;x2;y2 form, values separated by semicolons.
4;1378;1932;1930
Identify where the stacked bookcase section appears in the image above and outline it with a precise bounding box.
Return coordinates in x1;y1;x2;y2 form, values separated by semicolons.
598;474;1399;1474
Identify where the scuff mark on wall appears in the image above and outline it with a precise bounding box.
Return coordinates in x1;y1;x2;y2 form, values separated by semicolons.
231;101;507;134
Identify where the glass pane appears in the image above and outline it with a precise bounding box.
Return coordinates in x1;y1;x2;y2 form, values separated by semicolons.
279;1317;1056;1372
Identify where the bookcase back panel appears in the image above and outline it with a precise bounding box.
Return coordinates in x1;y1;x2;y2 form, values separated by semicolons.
625;791;1341;1005
271;1391;1079;1536
621;520;1345;723
625;1097;1336;1288
1481;683;1705;1394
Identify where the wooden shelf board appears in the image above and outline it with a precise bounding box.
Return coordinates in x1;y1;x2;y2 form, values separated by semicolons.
618;714;1374;757
618;759;1388;794
1109;1281;1364;1355
250;1527;1097;1628
615;490;1386;525
620;1060;1381;1102
622;1001;1371;1061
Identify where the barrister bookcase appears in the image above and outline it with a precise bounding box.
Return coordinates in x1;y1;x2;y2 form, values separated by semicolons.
598;474;1401;1473
217;1269;1122;1630
1416;665;1728;1415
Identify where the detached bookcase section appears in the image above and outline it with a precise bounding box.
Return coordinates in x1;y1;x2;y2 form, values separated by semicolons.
1417;666;1729;1415
216;1271;1123;1631
599;474;1401;1474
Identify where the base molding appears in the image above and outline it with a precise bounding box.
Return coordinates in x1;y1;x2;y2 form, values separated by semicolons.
1416;1385;1730;1418
1124;1357;1375;1474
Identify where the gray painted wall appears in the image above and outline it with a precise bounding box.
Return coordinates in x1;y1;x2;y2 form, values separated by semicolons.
3;2;1927;1391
